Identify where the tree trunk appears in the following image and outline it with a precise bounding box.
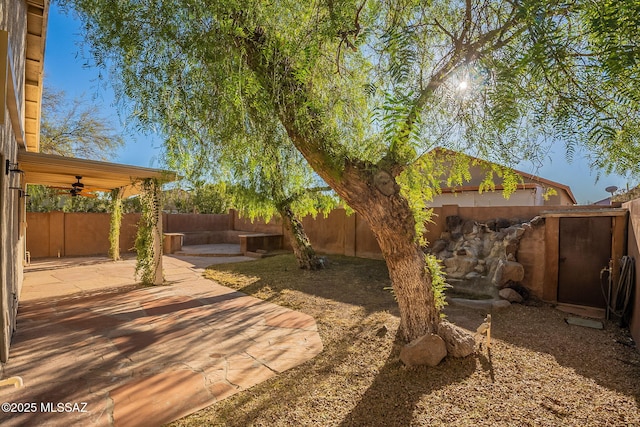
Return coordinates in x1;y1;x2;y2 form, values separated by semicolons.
241;31;440;342
341;172;440;342
279;206;324;270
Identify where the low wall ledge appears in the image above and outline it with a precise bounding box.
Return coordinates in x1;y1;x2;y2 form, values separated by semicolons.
542;208;628;218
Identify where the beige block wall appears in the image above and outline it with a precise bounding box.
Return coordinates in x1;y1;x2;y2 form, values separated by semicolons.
518;223;546;298
232;210;283;235
27;212;140;258
25;204;632;312
163;213;232;233
622;199;640;347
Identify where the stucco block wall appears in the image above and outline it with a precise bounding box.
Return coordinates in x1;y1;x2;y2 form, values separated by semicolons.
27;212;140;258
63;213;111;256
232;211;284;235
302;210;350;256
622;199;640;347
25;204;630;314
425;204;612;245
518;223;546;298
163;213;231;233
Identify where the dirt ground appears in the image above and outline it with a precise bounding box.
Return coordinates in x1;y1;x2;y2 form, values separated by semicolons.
170;254;640;427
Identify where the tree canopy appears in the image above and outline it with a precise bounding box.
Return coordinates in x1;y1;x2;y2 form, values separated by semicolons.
40;84;124;161
29;84;126;212
62;0;640;342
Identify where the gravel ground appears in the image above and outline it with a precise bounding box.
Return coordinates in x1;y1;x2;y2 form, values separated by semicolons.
170;255;640;427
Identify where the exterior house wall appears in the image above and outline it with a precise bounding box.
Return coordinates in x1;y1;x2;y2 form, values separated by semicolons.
0;0;29;362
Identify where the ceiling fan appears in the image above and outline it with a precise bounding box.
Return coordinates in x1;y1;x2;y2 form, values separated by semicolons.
52;176;104;198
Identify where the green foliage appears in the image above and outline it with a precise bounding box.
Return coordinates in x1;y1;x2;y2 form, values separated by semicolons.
134;179;162;285
164;183;231;214
64;0;640;183
108;189;123;261
26;184;111;212
425;254;449;312
63;0;640;328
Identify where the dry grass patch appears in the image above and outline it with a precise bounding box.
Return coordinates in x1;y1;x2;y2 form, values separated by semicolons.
172;254;640;427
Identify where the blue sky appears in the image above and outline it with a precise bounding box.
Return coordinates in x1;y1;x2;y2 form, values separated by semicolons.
44;4;631;204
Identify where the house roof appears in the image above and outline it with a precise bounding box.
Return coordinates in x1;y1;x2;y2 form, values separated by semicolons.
19;151;177;197
25;0;49;152
431;148;577;204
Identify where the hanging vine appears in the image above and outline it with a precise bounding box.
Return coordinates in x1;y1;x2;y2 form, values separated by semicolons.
108;188;124;261
135;178;163;284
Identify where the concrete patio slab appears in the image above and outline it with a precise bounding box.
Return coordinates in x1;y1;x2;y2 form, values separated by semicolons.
0;255;322;426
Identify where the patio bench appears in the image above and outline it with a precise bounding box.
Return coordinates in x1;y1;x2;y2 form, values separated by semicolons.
163;233;184;254
238;233;283;255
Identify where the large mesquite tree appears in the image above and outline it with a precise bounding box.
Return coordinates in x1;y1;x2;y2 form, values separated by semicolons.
63;0;640;342
162;99;338;271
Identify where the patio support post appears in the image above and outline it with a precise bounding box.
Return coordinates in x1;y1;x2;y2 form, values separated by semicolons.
109;187;124;261
152;181;163;285
135;178;164;285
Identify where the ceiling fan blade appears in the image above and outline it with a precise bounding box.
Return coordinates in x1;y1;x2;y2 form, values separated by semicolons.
84;187;112;192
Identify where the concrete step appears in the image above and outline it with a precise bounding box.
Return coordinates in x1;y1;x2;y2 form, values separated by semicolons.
174;251;244;257
174;244;243;257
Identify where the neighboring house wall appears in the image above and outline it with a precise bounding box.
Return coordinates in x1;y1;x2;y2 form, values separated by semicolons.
431;188;540;207
432;151;575;206
0;0;29;362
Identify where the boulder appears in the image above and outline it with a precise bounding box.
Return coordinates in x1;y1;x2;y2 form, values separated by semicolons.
461;220;476;235
446;215;463;231
499;287;524;303
461;242;481;258
505;241;518;257
492;299;512;310
444;256;478;276
506;226;526;240
530;216;544;226
430;239;448;254
492;259;524;287
496;218;511;230
400;333;447;366
437;321;476;358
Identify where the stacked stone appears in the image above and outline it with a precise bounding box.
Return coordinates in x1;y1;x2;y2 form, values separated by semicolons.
428;215;543;303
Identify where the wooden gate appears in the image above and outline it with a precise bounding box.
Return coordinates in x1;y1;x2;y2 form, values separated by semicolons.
558;217;612;308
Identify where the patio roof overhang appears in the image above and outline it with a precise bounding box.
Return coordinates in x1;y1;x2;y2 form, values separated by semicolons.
17;151;177;197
